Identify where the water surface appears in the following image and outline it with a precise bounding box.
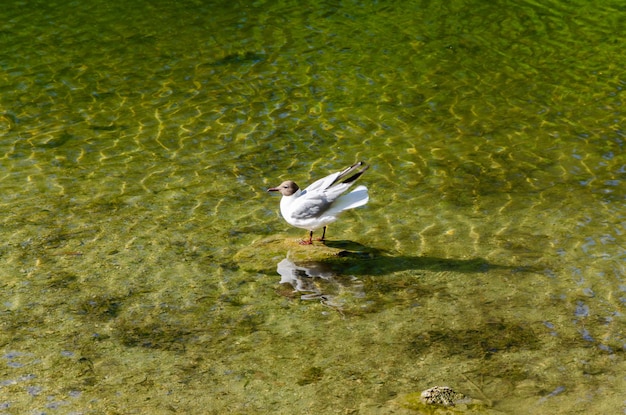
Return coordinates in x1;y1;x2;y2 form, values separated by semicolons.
0;0;624;413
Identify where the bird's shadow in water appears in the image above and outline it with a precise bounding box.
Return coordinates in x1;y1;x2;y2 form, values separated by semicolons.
318;239;520;276
274;240;527;308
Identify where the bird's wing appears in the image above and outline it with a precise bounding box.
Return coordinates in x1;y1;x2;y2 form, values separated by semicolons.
291;162;368;219
288;191;332;220
302;171;341;193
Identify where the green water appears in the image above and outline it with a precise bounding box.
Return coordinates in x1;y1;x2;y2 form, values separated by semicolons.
1;0;624;413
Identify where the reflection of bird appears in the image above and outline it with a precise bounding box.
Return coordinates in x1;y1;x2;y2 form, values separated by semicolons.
276;258;334;298
268;162;369;244
276;258;365;304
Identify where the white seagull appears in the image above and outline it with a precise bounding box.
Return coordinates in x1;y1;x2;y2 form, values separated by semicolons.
268;161;369;245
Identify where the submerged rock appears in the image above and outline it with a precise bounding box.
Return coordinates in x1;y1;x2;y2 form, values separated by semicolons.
234;235;382;273
393;385;491;413
420;386;468;406
234;236;381;310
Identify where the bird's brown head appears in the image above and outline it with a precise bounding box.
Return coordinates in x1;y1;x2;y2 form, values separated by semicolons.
267;180;299;196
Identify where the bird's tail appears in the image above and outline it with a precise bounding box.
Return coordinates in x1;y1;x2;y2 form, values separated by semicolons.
326;185;369;214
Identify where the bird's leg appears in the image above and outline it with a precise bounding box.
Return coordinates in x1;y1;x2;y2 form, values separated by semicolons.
317;226;327;242
299;230;314;245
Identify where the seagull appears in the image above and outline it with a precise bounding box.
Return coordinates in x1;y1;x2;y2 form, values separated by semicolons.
267;161;369;245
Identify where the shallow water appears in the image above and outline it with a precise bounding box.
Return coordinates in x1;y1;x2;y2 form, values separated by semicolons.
0;0;624;413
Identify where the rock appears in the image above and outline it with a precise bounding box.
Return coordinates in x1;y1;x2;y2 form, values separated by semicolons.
421;386;467;406
233;235;383;273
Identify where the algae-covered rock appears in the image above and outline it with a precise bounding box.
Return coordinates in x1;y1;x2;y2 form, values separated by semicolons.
234;236;383;308
421;386;468;406
393;386;491;414
233;235;382;273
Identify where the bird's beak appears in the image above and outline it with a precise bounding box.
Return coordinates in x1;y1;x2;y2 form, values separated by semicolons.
267;187;278;192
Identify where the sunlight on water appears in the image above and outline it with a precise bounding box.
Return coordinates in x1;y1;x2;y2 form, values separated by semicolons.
0;0;624;413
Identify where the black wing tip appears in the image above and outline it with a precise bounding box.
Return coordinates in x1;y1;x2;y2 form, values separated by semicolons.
355;161;369;170
337;161;369;185
344;161;369;174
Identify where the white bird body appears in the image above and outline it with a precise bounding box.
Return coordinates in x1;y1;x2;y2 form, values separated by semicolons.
268;162;369;244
